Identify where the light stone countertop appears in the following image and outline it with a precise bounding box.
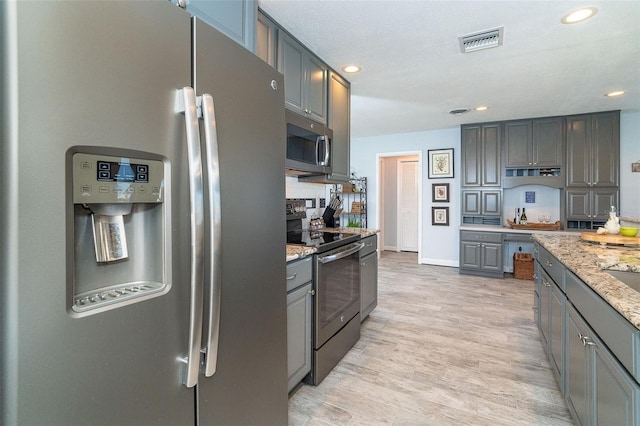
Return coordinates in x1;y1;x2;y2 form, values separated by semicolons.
286;245;316;263
323;227;380;238
460;224;578;236
533;234;640;330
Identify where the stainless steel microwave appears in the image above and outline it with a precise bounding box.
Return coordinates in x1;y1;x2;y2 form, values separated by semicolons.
285;110;333;176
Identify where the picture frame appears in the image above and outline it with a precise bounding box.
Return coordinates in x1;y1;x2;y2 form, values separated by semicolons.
432;206;449;226
432;183;449;202
428;148;454;179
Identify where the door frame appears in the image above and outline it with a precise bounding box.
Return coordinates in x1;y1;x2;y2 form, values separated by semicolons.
376;151;423;262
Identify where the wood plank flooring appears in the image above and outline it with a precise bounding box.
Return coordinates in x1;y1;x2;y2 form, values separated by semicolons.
288;251;574;425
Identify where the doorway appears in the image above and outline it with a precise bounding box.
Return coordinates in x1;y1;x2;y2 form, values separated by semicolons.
377;153;422;260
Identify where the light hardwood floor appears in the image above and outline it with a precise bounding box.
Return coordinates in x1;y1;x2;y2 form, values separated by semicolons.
288;251;574;425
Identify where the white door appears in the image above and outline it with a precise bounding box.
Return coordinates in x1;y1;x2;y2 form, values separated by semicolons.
398;160;419;252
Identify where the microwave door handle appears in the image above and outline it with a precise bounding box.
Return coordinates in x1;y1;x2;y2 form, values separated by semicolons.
176;87;205;388
315;136;321;166
200;94;222;378
322;136;330;166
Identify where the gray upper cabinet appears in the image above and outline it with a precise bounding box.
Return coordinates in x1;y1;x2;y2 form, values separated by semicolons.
505;118;563;168
256;11;277;68
277;30;328;124
566;111;619;188
183;0;257;51
327;71;350;182
461;123;501;187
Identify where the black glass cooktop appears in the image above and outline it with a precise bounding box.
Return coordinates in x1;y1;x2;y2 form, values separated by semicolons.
287;230;360;253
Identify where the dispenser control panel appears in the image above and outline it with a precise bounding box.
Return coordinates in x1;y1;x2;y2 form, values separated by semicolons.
72;153;164;204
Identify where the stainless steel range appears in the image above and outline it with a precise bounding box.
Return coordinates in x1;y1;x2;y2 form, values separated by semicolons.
286;199;362;385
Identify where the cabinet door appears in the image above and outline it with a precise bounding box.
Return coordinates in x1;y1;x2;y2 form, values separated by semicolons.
461;125;482;186
185;0;256;50
566;304;589;426
480;242;502;271
462;190;481;215
566;115;590;187
460;241;481;269
566;189;591;219
593;336;639;426
592;188;618;221
539;269;551;348
256;11;277;68
287;283;312;392
505;120;532;167
360;252;377;321
278;31;305;114
591;111;619;187
533;117;563;167
326;71;350;182
550;283;565;392
305;54;328;124
481;190;502;216
482;123;502;186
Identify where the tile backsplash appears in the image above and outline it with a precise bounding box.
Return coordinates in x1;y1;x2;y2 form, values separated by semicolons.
286;176;332;227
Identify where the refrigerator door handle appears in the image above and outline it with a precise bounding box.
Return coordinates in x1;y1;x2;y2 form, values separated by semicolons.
200;94;222;377
176;87;205;388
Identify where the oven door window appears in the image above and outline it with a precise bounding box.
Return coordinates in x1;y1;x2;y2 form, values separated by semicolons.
316;252;360;345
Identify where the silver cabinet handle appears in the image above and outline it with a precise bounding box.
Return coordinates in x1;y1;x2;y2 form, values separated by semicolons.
543;280;551;288
286;273;297;280
200;94;222;378
309;289;316;296
176;87;205;388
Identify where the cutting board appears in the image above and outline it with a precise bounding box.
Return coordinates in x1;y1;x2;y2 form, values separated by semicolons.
581;232;640;246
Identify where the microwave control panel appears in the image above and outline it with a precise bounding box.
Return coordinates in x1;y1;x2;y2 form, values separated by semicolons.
72;152;164;204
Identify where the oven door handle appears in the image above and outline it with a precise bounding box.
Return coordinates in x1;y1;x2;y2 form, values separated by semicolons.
318;242;365;264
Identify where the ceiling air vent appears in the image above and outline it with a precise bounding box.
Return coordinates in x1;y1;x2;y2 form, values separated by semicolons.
459;27;504;53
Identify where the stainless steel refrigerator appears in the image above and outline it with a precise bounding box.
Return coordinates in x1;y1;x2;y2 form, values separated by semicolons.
0;1;288;424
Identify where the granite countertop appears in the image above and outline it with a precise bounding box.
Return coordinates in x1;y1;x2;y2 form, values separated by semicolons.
286;228;379;263
460;224;577;236
533;234;640;330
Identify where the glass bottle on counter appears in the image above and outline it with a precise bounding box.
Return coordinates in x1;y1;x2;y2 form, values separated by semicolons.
520;208;528;224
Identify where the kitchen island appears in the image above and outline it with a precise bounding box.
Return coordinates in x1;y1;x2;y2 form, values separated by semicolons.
534;234;640;329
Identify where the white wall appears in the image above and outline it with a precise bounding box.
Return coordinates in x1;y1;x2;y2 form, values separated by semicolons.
351;128;460;267
351;111;640;267
620;111;640;219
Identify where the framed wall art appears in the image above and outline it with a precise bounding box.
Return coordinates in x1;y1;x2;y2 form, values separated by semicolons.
428;148;454;179
432;183;449;202
432;206;449;226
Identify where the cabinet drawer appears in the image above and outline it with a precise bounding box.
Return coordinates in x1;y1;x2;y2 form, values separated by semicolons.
286;256;313;292
460;231;502;244
566;270;640;383
360;235;377;258
536;244;564;291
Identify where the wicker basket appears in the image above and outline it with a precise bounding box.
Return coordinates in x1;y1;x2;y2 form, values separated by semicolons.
513;253;534;280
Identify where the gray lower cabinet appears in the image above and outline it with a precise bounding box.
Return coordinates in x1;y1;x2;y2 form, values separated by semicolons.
536;250;566;393
566;303;639;426
286;257;313;393
459;231;503;278
184;0;256;51
360;235;378;321
535;247;640;426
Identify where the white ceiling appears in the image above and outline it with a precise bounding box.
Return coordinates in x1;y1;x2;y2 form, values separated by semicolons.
258;0;640;138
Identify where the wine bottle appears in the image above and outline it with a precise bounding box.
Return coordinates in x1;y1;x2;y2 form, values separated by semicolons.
516;208;520;224
520;208;528;225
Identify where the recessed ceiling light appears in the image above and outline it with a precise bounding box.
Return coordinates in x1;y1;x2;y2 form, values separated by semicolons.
561;7;597;24
605;90;625;97
342;65;361;74
475;106;489;111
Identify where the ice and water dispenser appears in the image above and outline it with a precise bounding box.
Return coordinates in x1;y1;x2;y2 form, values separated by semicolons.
69;150;169;316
